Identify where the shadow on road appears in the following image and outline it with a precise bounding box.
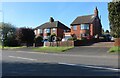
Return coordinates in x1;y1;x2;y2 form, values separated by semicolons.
2;61;119;77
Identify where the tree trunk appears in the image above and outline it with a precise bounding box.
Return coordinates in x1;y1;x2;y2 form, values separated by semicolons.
114;38;120;46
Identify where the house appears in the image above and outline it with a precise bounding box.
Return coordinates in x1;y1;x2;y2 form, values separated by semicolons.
34;17;70;40
70;7;102;39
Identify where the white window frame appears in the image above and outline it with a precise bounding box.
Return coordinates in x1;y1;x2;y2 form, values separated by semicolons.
81;24;89;30
44;28;50;33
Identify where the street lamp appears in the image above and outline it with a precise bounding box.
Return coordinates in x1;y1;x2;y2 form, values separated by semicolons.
0;9;4;50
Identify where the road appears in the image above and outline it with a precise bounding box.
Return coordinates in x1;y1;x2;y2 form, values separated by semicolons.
1;48;120;76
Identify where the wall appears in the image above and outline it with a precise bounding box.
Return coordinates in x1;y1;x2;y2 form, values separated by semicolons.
45;41;74;46
57;28;64;39
71;25;81;38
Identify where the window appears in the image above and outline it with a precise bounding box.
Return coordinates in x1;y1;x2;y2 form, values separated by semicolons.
81;33;89;37
44;29;50;33
81;24;89;30
38;29;43;34
44;36;48;39
52;28;56;33
73;26;77;30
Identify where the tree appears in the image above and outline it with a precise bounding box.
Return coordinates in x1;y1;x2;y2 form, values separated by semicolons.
108;1;120;38
102;28;105;34
0;22;16;38
16;27;35;47
105;30;110;34
0;22;19;46
108;1;120;47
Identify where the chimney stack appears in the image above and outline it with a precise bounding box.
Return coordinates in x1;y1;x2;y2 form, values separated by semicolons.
50;17;54;23
94;6;98;17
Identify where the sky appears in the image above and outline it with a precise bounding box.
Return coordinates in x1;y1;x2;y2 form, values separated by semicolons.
1;2;110;31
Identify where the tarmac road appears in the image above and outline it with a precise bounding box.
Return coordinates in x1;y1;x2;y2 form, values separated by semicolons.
2;48;119;76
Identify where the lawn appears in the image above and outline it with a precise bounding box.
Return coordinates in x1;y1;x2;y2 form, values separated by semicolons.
33;46;74;52
109;46;120;53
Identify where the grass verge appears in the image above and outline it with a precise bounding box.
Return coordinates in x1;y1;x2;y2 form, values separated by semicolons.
33;46;74;52
109;46;120;53
0;46;26;50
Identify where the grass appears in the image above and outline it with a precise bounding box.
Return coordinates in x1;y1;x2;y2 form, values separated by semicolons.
33;46;74;52
109;46;120;53
0;46;26;49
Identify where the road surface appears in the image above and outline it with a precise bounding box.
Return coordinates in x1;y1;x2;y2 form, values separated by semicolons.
2;49;119;76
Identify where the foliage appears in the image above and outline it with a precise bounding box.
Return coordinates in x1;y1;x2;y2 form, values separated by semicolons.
51;33;56;36
56;37;61;41
109;46;120;53
105;30;110;33
102;28;105;34
0;22;20;46
4;35;20;47
16;27;35;47
34;36;43;44
68;37;77;41
69;34;77;41
0;22;16;37
108;1;120;38
48;33;56;42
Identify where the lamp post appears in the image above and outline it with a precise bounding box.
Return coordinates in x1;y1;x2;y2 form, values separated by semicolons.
0;9;4;50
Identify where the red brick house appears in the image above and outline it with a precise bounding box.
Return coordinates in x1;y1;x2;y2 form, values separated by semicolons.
70;7;102;39
34;17;70;40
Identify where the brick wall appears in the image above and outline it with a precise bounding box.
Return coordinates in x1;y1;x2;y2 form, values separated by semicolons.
114;38;120;46
45;41;74;46
71;25;81;38
57;28;64;39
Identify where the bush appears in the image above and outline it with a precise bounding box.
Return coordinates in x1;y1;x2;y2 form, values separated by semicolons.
68;37;77;41
48;33;57;42
16;28;35;47
34;36;43;47
81;37;87;40
4;36;20;47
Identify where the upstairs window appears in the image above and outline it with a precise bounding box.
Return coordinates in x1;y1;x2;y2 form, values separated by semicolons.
44;29;50;33
81;24;89;30
52;28;56;33
38;29;43;34
73;26;77;30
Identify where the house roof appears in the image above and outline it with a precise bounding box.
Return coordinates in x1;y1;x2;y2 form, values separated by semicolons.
71;14;96;26
35;21;70;30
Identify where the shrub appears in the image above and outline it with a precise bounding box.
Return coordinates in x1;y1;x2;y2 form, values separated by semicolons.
34;36;43;43
4;36;20;47
68;37;77;41
48;33;57;42
16;28;35;47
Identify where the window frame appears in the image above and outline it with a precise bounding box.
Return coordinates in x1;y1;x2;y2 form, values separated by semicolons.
44;28;50;33
81;24;89;30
